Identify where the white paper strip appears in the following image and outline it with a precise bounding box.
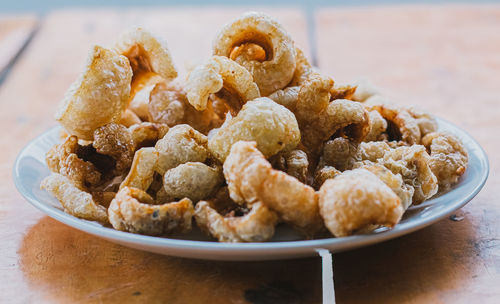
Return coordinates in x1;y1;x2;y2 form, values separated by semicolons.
316;248;335;304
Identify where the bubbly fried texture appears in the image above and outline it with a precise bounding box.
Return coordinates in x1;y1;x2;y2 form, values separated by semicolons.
224;141;323;236
163;162;223;202
422;132;468;191
115;27;177;81
128;122;169;150
271;149;309;184
155;124;210;175
213;12;296;96
208;97;300;162
185;56;260;113
108;187;194;236
41;173;108;223
194;188;278;242
313;166;341;190
127;72;164;120
93;123;135;174
318;168;403;237
408;106;438;137
289;47;312;87
120;147;158;191
55;46;132;140
364;110;388;142
119;109;142;127
351;79;380;102
268;86;299;112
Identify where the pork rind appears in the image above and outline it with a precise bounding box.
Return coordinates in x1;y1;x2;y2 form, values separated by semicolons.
46;136;101;189
407;106;438;137
55;46;132;140
422;132;468;191
185;55;260;114
128;72;164;120
268;86;299;112
93;123;135;174
194;188;278;242
41;173;108;223
313;166;341;190
163;162;223;202
115;27;177;81
119;109;142;127
271;149;309;184
379;145;438;204
108;186;194;235
364;110;388;142
330;83;357;101
224;141;323;236
351;79;380;102
120;147;158;191
154;124;210;175
208;97;300;162
128;122;169;149
289;47;313;87
318;168;403;237
213;12;296;96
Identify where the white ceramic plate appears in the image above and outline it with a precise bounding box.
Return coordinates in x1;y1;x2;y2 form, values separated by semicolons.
13;119;488;260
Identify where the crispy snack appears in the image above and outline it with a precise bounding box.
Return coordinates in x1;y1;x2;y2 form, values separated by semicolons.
185;55;260;114
55;46;132;140
120;147;158;191
313;166;341;190
213;12;296;96
128;122;169;150
271;149;309;184
355;162;414;210
119;109;142;127
46;136;102;189
365;96;421;144
330;83;357;101
128;72;164;120
289;47;313;87
321;137;359;172
108;187;194;235
154;124;210;175
195;188;278;242
163;162;223;202
422;132;468;191
92;123;135;174
115;27;177;81
318;168;403;237
208;97;300;162
41;173;108;223
364;110;388;142
224;141;323;235
380;145;438;204
296;73;334;123
407;106;438;137
351;79;380;102
268;86;299;112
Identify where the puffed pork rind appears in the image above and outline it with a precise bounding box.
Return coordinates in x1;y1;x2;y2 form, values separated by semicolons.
223;141;323;236
55;45;132;140
185;55;260;113
108;186;194;236
318;168;403;237
208;97;300;162
114;27;177;81
128;122;169;150
92;123;135;174
422;132;468;191
163;162;223;202
120;147;158;191
213;12;296;96
41;173;108;223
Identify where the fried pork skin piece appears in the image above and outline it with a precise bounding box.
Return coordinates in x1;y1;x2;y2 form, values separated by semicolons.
128;122;169;150
93;123;135;174
120;147;158;191
213;12;296;96
408;106;438;137
194;189;278;242
313;166;341;190
46;136;101;189
318;168;403;237
154;124;210;175
114;27;177;81
289;47;313;86
268;86;299;112
224;141;323;236
163;162;223;202
208;97;300;162
422;132;468;191
55;46;132;140
41;173;108;223
351;79;380;102
119;109;142;127
271;149;309;184
380;145;438;204
108;187;194;236
185;56;260;113
364;110;388;142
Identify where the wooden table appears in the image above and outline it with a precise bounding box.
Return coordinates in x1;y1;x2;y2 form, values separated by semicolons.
0;5;498;303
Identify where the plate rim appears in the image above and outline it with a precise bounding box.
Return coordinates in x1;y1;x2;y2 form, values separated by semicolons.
13;118;489;255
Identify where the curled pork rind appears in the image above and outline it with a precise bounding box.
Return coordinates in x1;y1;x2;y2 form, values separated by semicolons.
213;12;296;96
268;86;299;112
379;145;438;204
271;149;309;184
351;79;380;102
119;109;142;127
209;97;300;162
364;110;388;142
422;132;468;191
115;27;177;81
155;124;210;175
128;72;164;120
55;46;132;140
313;166;341;190
128;122;169;150
289;47;312;87
185;56;260;115
163;162;223;202
93;123;134;174
41;173;108;223
120;147;158;191
108;187;194;236
46;136;101;189
194;189;278;242
318;168;403;237
224;141;323;236
407;106;438;137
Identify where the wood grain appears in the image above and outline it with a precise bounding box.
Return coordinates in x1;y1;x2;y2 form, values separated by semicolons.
316;5;500;303
0;8;320;304
0;15;38;77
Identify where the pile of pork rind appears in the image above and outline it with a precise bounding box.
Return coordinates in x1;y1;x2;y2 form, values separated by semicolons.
41;12;468;242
